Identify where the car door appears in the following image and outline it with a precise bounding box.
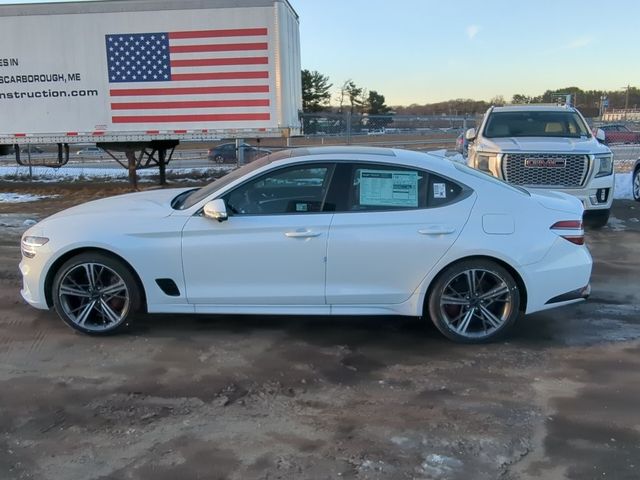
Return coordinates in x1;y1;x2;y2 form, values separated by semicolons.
181;163;336;307
325;163;475;305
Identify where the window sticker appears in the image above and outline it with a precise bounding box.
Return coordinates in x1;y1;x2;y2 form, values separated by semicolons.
359;169;419;207
296;203;308;212
433;182;447;199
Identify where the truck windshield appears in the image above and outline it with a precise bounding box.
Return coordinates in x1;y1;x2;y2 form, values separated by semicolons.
484;111;590;138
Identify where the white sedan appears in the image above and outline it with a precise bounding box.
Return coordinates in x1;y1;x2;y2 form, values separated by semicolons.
20;147;592;343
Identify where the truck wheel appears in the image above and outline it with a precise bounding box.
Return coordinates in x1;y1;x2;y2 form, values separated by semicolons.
52;252;141;335
584;209;610;229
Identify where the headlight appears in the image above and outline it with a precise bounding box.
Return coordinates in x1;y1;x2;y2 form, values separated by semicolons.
476;154;493;172
595;154;613;178
21;236;49;258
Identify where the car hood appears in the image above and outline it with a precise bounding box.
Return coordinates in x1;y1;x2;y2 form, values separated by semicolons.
528;189;584;216
478;136;609;154
43;188;191;223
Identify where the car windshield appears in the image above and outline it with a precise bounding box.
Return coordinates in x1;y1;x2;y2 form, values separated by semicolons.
176;153;278;210
484;111;590;138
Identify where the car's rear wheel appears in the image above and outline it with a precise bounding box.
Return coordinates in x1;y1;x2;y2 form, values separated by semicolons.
52;252;141;335
633;167;640;202
428;260;520;343
214;154;224;163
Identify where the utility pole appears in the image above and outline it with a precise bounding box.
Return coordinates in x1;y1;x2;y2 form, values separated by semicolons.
625;84;630;109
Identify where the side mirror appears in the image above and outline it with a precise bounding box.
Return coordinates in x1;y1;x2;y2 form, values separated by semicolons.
203;198;228;222
595;128;606;143
465;128;477;141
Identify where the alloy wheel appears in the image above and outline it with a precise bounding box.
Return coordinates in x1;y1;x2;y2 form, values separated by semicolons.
57;262;130;332
439;268;514;339
634;169;640;201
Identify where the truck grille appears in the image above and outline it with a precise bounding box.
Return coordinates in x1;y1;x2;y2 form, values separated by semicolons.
502;153;589;187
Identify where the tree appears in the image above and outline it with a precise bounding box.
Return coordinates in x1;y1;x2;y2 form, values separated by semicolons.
511;94;532;104
489;95;506;106
367;90;392;115
367;90;394;129
301;69;332;112
339;79;364;115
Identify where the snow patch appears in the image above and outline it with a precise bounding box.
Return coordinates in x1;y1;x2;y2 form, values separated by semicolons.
0;193;58;203
614;172;633;200
418;453;464;477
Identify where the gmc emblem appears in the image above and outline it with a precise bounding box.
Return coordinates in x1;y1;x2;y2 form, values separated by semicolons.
524;158;566;168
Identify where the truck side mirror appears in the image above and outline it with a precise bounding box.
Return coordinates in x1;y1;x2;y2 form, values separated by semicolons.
203;199;228;222
465;128;477;141
595;128;606;143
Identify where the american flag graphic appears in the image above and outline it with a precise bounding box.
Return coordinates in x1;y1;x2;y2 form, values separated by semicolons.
105;28;271;124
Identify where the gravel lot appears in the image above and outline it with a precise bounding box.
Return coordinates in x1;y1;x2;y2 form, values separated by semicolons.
1;182;639;480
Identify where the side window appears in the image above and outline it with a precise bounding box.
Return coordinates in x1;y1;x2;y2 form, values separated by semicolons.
223;163;335;215
347;164;427;211
427;173;463;208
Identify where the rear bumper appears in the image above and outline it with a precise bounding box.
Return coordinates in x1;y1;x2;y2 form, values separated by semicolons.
521;238;593;314
545;284;591;304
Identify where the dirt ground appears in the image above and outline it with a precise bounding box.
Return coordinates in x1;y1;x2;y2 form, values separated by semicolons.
1;182;639;480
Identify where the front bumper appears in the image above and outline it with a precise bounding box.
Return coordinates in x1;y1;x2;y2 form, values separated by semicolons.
19;257;50;310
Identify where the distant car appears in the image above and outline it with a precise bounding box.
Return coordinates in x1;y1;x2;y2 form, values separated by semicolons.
208;143;271;163
598;124;640;145
20;146;592;343
76;146;103;156
20;146;45;154
633;158;640;201
455;132;468;157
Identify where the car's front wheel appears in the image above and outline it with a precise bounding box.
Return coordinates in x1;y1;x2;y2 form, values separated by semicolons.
427;259;521;343
52;252;141;335
633;167;640;202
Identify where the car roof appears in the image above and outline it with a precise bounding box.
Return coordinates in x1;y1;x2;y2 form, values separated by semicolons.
261;146;457;173
491;105;576;113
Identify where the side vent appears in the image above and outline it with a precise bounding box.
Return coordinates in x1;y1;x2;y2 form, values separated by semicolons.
155;278;180;297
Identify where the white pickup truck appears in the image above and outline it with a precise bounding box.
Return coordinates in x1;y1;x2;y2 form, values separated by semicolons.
466;105;614;227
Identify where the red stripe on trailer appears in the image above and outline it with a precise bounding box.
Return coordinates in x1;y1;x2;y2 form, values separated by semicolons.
14;133;26;137
170;56;268;67
146;130;160;134
171;71;268;81
66;132;78;136
168;28;268;40
110;85;269;97
174;130;187;134
92;131;105;136
169;42;268;54
113;113;271;123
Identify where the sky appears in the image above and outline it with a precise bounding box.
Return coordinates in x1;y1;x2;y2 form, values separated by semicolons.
290;0;640;105
2;0;639;106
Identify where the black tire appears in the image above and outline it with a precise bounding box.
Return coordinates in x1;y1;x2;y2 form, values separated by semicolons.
52;252;141;335
633;168;640;202
584;209;610;229
214;154;224;164
427;259;521;344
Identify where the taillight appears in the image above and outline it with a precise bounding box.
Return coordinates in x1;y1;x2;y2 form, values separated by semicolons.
550;220;584;245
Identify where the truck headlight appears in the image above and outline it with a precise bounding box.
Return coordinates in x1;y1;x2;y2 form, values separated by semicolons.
21;236;49;258
476;154;493;172
595;155;613;178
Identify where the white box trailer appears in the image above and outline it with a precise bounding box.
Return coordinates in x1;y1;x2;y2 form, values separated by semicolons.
0;0;301;165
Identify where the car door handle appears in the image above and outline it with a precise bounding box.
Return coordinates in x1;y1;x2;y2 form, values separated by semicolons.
418;226;456;235
285;230;322;238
